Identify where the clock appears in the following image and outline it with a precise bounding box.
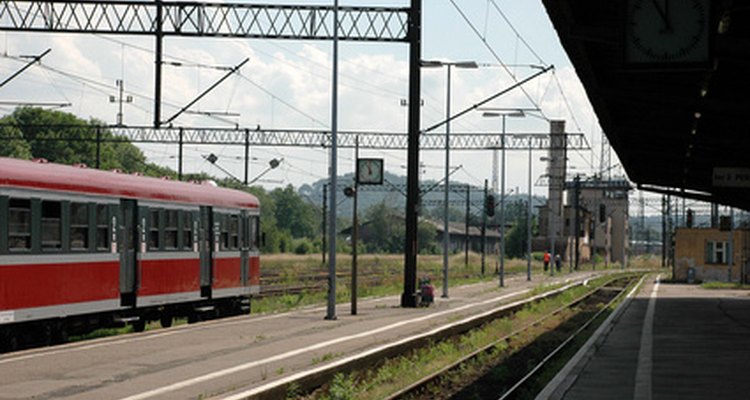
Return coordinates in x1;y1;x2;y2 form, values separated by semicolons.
356;158;383;185
625;0;709;64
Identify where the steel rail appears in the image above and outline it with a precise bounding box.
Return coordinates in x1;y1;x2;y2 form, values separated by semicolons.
384;273;641;400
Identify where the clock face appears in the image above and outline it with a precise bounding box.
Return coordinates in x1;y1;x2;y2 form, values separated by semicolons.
357;158;383;185
626;0;709;63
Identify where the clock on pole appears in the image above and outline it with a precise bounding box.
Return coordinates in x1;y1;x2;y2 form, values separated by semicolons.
356;158;383;185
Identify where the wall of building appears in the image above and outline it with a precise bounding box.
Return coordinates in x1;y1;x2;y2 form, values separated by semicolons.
674;228;750;282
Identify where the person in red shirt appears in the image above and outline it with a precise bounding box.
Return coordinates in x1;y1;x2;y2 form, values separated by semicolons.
543;252;551;271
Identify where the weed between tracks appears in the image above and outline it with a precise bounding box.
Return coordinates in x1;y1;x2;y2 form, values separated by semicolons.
299;274;639;400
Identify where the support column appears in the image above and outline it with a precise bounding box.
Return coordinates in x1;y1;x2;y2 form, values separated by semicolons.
402;0;422;308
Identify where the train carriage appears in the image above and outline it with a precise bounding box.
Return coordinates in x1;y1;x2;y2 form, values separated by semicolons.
0;157;260;350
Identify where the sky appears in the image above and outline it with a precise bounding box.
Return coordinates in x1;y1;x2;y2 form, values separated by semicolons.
0;0;630;203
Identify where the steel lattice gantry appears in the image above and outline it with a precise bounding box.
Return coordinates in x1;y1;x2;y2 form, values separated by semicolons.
0;1;409;41
0;0;411;127
1;125;590;150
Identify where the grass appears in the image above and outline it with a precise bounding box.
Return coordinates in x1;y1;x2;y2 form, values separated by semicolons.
701;281;750;290
305;273;639;400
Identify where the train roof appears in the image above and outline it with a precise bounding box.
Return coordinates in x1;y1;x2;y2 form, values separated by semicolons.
0;157;259;210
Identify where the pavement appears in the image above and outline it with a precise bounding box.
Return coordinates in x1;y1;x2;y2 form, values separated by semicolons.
539;275;750;400
0;268;611;400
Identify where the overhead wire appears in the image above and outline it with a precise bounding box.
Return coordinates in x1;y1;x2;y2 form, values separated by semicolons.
448;0;548;120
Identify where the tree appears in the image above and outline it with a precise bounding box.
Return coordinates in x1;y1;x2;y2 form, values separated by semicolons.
505;204;537;259
3;107;148;171
0;122;31;159
271;185;318;239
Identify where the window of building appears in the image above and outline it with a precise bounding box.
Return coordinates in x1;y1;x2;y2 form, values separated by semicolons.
149;209;161;250
706;240;729;264
8;198;31;251
164;209;178;250
96;205;109;251
182;212;193;250
41;200;62;250
70;202;89;251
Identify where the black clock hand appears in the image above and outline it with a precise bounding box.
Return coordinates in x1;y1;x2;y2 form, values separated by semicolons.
651;0;672;32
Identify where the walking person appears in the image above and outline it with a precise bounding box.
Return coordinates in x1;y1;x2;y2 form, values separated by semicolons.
543;251;551;272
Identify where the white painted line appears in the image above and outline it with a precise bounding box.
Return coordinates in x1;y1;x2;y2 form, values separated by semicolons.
634;275;660;400
534;273;649;400
122;278;591;400
118;287;541;400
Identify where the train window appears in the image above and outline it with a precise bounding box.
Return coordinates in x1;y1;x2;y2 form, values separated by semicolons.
251;216;260;250
8;198;31;251
96;204;109;251
41;200;62;250
164;209;178;250
229;215;239;250
149;209;161;250
218;213;229;251
182;212;193;250
70;202;89;251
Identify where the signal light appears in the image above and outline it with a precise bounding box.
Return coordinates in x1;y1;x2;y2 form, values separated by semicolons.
485;195;496;217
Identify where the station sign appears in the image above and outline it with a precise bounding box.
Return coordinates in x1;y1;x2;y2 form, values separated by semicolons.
713;168;750;188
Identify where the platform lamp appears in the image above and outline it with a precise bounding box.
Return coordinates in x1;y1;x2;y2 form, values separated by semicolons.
482;109;526;287
421;59;479;298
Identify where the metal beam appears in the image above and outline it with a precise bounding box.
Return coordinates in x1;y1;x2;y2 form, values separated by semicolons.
0;47;49;88
0;1;409;42
0;125;590;150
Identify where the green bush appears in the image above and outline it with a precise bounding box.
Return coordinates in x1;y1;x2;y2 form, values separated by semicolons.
293;238;316;255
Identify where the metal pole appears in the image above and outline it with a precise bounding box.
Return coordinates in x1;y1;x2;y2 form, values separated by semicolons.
482;179;487;276
244;129;250;185
573;175;581;271
326;0;339;320
322;184;327;265
442;65;451;298
178;127;184;180
465;184;470;269
527;146;532;281
95;127;101;169
351;136;359;315
661;195;668;268
499;116;506;287
154;0;163;128
402;0;422;308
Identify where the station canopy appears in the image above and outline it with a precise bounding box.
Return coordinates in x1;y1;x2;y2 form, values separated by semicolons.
542;0;750;209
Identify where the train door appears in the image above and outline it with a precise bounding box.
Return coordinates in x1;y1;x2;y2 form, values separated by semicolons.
199;206;213;298
119;199;138;307
240;213;250;287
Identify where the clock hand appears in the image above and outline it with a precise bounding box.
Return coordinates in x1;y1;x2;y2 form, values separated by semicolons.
651;0;672;32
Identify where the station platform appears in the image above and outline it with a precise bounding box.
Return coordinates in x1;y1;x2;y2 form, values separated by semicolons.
0;268;608;400
540;276;750;400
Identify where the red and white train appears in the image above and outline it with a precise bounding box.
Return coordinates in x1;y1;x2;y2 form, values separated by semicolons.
0;157;261;350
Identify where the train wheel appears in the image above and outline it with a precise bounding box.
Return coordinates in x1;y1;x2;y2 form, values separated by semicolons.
132;319;146;333
160;314;173;328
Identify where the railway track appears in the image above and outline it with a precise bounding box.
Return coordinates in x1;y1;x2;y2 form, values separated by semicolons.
276;273;643;400
384;274;643;400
